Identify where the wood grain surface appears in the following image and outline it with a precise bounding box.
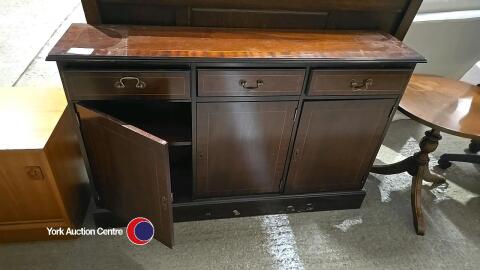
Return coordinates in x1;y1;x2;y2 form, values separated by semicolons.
64;70;190;100
76;104;174;247
308;69;412;96
47;24;424;62
400;74;480;140
0;88;90;242
196;101;297;197
0;87;67;150
198;69;305;97
79;0;422;40
285;99;396;193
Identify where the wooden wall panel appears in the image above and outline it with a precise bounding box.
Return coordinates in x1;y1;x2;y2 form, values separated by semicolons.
191;9;327;29
80;0;421;39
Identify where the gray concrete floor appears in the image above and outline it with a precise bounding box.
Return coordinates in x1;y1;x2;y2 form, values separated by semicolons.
0;1;479;269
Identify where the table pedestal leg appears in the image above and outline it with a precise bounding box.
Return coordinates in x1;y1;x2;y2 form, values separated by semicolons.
438;153;480;168
370;128;445;235
469;140;480;153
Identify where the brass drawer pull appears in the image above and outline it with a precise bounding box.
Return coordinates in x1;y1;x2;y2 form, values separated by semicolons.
350;78;373;91
239;79;264;90
114;76;147;89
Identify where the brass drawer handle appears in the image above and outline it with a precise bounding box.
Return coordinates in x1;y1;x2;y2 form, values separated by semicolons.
114;76;147;89
350;78;373;91
239;79;264;90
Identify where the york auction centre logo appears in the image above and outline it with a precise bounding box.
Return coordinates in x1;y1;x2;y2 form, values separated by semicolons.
126;217;155;245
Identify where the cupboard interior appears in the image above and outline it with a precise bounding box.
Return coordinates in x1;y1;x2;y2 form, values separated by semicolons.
77;100;194;203
78;100;192;145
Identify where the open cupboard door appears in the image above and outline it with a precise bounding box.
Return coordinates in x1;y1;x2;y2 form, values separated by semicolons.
76;104;174;248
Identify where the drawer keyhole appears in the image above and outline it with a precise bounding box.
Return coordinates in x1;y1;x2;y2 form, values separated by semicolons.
25;166;44;180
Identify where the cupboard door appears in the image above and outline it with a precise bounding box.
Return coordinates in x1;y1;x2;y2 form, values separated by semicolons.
285;99;395;194
76;104;174;247
196;102;297;197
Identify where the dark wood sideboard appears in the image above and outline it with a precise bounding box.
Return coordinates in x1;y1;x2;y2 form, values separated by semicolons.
48;0;425;248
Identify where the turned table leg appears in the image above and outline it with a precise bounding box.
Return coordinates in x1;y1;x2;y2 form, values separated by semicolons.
410;129;444;235
371;128;445;235
415;129;444;184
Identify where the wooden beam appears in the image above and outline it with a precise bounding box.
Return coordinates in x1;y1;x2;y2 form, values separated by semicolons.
81;0;102;24
395;0;423;40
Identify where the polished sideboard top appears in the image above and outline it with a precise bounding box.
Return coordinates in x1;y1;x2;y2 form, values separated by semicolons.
47;24;425;63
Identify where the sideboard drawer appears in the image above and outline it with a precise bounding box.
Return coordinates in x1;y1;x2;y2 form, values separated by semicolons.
198;69;305;96
308;69;412;96
64;70;190;100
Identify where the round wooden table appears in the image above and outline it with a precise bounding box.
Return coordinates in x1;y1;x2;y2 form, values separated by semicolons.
401;74;480;140
371;74;480;235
